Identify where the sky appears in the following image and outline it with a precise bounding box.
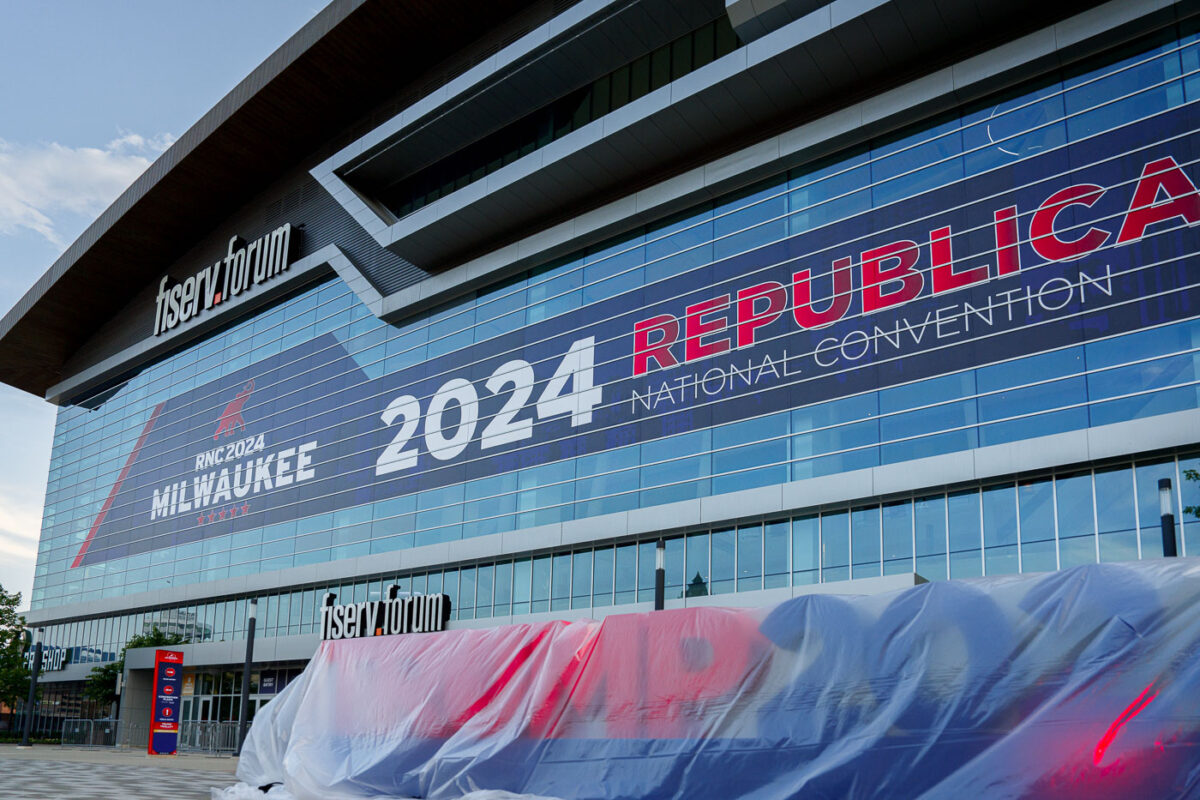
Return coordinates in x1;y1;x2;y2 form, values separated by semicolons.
0;1;323;611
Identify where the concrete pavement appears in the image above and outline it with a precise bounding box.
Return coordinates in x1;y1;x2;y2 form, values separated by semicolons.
0;745;240;799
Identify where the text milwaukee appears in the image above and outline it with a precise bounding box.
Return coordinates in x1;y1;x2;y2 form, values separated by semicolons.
149;440;318;522
154;223;294;336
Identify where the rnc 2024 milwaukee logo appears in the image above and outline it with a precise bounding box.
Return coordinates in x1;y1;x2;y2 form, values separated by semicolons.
214;378;254;439
149;377;320;526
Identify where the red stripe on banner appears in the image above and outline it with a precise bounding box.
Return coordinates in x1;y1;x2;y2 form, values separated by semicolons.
1093;681;1159;767
72;402;166;569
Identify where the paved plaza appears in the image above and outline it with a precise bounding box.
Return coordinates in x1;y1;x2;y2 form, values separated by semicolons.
0;745;239;799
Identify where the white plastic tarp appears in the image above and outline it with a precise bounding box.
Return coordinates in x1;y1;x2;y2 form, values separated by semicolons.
238;559;1200;799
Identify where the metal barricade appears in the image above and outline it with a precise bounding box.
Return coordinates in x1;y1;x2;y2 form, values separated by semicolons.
178;721;239;755
60;718;121;747
116;719;148;749
61;718;91;746
61;717;235;754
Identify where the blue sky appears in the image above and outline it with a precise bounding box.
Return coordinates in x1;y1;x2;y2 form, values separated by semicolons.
0;1;322;610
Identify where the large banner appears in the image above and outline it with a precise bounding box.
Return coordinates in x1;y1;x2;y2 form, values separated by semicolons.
75;103;1200;567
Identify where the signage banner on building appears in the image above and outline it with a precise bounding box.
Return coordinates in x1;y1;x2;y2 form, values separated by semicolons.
22;633;69;672
23;644;69;672
149;649;184;756
74;104;1200;567
320;590;451;641
153;224;295;337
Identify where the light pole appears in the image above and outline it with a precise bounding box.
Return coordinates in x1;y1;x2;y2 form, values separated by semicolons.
1160;478;1178;557
18;627;43;749
236;598;257;756
654;539;665;611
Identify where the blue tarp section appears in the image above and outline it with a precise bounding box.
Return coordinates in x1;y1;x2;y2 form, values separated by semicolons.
239;559;1200;799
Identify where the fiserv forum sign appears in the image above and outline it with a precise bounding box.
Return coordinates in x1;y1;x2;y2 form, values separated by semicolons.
153;224;294;336
72;103;1199;566
320;588;451;641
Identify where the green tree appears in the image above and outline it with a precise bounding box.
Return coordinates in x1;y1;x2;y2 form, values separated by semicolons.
0;584;31;713
1184;469;1200;519
83;626;188;710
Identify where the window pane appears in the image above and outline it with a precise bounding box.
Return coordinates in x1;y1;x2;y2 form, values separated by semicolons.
517;461;575;529
714;181;788;261
493;562;512;617
948;490;982;578
442;571;459;620
764;520;789;589
301;590;316;634
737;523;763;592
571;551;592;609
820;511;849;583
711;528;734;595
851;506;881;579
576;443;643;520
265;597;277;637
871;116;963;206
686;533;710;597
551;554;571;611
1018;479;1056;573
513;559;532;616
640;429;710;507
1136;460;1178;559
977;377;1088;446
583;235;644;307
644;207;713;284
637;541;656;602
789;150;870;234
615;544;637;605
666;537;684;599
882;501;913;574
915;496;947;580
1056;472;1096;568
476;565;494;619
531;556;550;613
792;515;818;585
593;547;614;608
961;80;1066;176
983;484;1018;575
1095;466;1137;563
459;566;477;619
1064;40;1183;140
713;415;789;494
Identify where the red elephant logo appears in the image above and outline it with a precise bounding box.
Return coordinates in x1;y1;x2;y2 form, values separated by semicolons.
213;379;255;440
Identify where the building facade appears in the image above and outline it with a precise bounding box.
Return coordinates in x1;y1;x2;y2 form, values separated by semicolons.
3;0;1198;739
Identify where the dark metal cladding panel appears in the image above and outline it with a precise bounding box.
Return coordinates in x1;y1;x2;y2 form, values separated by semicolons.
60;161;431;384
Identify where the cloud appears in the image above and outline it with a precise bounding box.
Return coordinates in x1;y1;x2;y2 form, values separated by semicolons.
0;131;175;248
0;480;45;609
0;386;54;608
0;515;40;611
0;524;38;562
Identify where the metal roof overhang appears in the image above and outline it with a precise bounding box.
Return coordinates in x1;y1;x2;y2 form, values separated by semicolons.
0;0;531;400
316;0;1118;288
